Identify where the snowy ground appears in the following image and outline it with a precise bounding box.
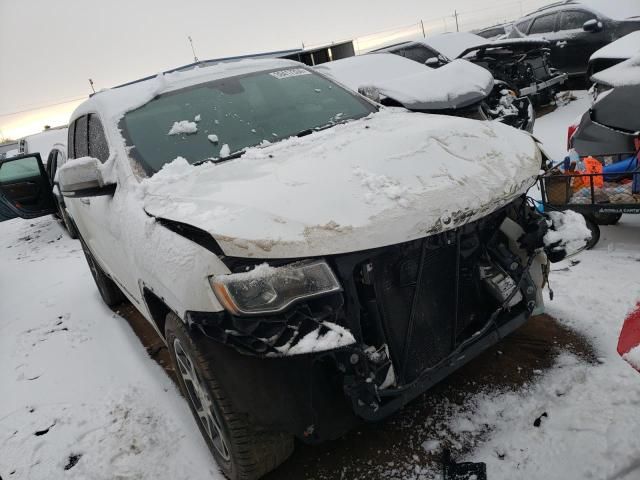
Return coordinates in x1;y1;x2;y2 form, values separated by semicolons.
2;93;640;480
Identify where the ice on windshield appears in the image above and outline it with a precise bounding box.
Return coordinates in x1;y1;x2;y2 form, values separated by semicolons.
119;68;375;175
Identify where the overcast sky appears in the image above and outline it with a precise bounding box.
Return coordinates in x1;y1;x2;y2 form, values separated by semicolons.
0;0;548;139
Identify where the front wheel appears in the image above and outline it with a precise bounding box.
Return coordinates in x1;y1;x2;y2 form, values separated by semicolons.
165;313;294;480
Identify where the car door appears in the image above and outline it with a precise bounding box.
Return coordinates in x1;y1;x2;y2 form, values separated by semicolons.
75;113;140;303
0;153;57;219
557;9;608;76
525;12;565;70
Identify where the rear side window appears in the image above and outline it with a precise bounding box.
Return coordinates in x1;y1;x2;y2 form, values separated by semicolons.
73;116;88;158
67;124;75;159
529;14;557;34
561;10;595;30
88;114;110;163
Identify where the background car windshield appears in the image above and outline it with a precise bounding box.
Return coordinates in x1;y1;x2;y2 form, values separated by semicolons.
120;67;375;175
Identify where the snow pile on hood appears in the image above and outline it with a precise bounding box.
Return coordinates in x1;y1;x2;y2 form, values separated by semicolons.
590;31;640;61
592;54;640;87
141;108;540;258
544;210;592;256
316;53;493;110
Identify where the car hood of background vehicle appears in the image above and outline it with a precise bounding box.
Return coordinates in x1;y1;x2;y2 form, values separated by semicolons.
316;54;494;111
141;109;540;259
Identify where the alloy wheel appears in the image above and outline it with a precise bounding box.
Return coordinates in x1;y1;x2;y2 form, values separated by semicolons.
173;338;231;461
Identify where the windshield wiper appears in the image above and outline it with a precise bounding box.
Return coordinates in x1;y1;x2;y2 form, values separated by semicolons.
194;150;245;166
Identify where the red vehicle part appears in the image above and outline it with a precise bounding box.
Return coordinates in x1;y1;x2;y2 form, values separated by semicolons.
618;303;640;372
567;124;578;150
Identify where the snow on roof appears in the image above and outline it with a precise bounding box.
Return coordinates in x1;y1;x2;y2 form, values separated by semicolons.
591;54;640;87
590;31;640;61
573;0;640;20
71;58;301;128
420;32;486;60
315;53;493;110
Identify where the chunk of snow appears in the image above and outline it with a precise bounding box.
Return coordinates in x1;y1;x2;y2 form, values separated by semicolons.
219;144;230;157
167;120;198;136
282;321;356;355
544;210;591;256
194;114;201;122
207;134;219;143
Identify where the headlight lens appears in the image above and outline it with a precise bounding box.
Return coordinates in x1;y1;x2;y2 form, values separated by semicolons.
210;260;342;316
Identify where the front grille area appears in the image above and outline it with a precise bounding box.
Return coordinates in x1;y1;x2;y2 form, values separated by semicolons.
357;212;506;384
371;241;458;381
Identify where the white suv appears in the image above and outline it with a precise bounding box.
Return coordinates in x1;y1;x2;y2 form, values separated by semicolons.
0;59;583;480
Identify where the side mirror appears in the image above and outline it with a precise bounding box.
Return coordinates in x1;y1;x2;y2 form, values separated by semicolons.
583;19;603;33
58;157;116;198
357;85;382;103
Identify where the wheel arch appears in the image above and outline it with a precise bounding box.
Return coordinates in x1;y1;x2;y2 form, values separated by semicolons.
141;286;174;339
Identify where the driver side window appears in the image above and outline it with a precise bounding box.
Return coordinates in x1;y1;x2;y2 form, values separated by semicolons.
560;10;594;30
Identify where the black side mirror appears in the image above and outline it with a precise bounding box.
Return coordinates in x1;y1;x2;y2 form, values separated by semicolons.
583;19;603;33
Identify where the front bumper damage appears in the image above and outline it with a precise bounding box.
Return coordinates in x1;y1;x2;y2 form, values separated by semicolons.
519;72;568;97
187;196;552;442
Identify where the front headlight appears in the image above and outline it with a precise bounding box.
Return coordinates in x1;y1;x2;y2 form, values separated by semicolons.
210;260;342;316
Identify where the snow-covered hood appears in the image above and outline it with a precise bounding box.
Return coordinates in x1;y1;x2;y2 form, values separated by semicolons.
141;109;541;259
315;54;493;111
590;31;640;61
592;54;640;87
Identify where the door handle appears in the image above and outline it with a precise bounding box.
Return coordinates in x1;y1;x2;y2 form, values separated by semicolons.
556;41;567;48
80;198;90;205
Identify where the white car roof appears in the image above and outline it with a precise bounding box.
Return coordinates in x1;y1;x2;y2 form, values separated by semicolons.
70;58;302;126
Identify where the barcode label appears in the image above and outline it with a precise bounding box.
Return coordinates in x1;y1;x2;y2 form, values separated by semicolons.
270;68;312;79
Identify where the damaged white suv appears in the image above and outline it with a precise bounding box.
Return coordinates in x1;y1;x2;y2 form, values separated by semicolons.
0;59;586;479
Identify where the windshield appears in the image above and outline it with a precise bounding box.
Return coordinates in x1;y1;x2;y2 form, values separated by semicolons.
119;67;376;175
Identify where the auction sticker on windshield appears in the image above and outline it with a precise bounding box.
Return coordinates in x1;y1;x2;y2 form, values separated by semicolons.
270;68;311;79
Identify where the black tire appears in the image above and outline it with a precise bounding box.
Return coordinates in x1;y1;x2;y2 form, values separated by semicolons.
165;313;294;480
583;214;601;250
60;207;78;239
592;212;622;226
80;240;126;306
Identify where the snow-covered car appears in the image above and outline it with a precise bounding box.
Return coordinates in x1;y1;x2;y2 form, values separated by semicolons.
316;53;535;132
587;30;640;76
570;55;640;157
0;59;586;480
377;33;567;106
